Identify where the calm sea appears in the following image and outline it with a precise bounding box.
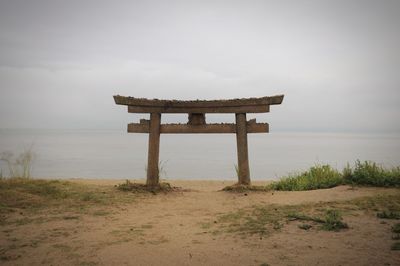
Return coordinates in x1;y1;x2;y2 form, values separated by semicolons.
0;129;399;180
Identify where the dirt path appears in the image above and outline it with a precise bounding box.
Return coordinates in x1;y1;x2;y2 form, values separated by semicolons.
1;180;399;266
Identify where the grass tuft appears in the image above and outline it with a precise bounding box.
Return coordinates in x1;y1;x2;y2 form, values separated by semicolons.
392;223;400;234
321;209;349;231
222;184;269;192
298;223;312;230
116;180;181;194
289;210;348;231
0;146;35;178
392;223;400;240
377;211;400;220
267;164;343;191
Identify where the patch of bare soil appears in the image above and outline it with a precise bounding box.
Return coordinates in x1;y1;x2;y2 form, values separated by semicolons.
1;180;399;266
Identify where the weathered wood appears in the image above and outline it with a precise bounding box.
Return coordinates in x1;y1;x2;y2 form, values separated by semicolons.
114;95;284;108
128;123;149;133
127;122;269;134
235;113;251;185
146;113;161;187
163;124;235;133
188;113;206;125
127;105;269;114
114;95;284;113
114;94;284;185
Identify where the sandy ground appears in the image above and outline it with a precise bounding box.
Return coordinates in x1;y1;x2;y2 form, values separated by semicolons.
1;179;400;266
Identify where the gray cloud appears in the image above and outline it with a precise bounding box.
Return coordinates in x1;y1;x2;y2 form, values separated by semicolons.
0;0;399;133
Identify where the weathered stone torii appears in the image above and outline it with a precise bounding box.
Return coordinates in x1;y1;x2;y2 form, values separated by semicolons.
114;95;284;187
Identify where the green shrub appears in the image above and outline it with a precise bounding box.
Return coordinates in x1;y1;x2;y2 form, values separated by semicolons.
267;164;343;191
268;161;400;191
343;160;400;187
322;209;348;231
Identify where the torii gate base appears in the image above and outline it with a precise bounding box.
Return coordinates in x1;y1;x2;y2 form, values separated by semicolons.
114;95;284;187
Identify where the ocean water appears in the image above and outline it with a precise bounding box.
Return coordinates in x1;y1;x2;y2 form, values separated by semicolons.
0;129;399;180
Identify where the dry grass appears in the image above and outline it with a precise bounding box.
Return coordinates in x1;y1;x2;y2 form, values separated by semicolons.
0;178;138;220
206;193;400;237
221;184;270;193
116;180;188;194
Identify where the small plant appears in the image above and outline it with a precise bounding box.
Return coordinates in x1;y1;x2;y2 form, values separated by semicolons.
0;146;36;178
392;223;400;240
298;223;312;230
144;159;168;179
234;163;239;178
377;211;400;220
288;210;348;231
392;223;400;234
158;159;168;178
322;210;348;231
287;213;324;223
342;163;352;179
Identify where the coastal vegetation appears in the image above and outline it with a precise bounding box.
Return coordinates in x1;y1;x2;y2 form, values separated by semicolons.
0;146;35;179
267;164;342;191
204;193;400;237
0;178;137;218
267;160;400;191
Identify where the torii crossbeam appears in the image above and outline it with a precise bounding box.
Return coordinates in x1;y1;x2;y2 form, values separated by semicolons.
114;95;284;187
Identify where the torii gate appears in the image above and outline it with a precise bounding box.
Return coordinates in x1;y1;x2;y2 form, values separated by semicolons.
114;95;284;187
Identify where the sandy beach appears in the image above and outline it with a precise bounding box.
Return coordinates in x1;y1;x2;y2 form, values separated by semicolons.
1;179;399;266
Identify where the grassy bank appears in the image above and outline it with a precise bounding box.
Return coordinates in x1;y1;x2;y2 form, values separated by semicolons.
0;178;137;216
267;160;400;191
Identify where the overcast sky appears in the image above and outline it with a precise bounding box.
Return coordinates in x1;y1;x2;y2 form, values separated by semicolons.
0;0;399;133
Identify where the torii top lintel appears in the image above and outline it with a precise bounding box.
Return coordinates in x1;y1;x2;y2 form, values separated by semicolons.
113;95;284;114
